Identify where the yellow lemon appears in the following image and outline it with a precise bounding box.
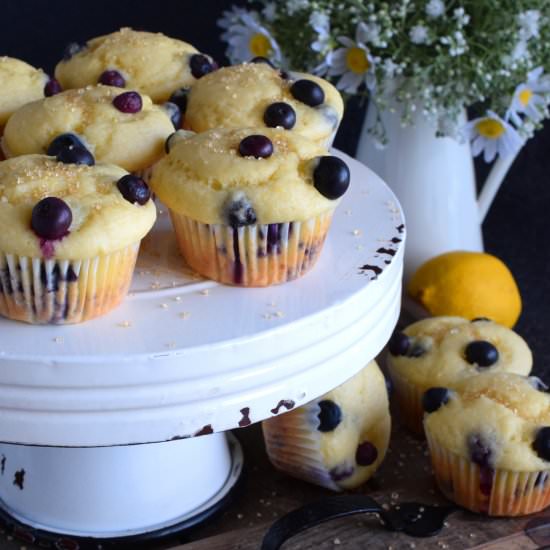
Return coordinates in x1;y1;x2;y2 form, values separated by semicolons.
407;251;522;328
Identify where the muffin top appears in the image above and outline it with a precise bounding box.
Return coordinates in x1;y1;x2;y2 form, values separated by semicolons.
54;28;211;103
424;372;550;471
185;63;344;146
387;316;532;389
0;57;47;126
3;85;174;172
317;361;390;490
151;127;350;225
0;155;156;259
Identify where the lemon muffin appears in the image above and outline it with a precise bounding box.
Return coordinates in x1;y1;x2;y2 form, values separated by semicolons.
263;361;391;491
386;316;532;434
0;57;50;141
423;372;550;516
2;85;174;174
0;154;156;324
185;61;344;148
151;127;350;286
54;28;215;105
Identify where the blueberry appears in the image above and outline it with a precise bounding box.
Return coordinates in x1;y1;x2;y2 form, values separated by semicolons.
98;70;126;87
169;88;189;113
329;464;354;482
533;427;550;461
47;133;84;156
250;56;275;68
317;399;342;432
264;102;296;130
224;195;257;227
116;175;151;205
189;54;215;79
63;42;86;61
238;135;274;159
44;78;62;97
388;331;410;356
422;387;450;413
356;441;378;466
468;434;492;468
408;343;426;357
471;317;491;323
31;197;72;240
313;156;350;200
163;101;182;129
112;91;142;113
464;340;499;367
290;79;325;107
56;145;95;166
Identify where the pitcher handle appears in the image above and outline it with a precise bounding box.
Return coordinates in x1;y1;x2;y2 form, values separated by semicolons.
478;144;523;222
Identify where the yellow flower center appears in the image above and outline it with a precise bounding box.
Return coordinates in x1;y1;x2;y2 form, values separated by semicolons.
519;88;533;107
249;33;272;57
346;47;370;74
476;118;505;139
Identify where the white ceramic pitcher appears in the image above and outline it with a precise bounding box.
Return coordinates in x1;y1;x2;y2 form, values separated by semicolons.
356;104;521;282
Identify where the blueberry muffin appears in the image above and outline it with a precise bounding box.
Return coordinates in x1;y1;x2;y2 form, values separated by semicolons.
151;127;350;286
262;361;391;490
2;85;174;174
0;154;156;324
184;61;344;148
386;316;532;434
0;57;50;141
54;28;215;106
424;372;550;516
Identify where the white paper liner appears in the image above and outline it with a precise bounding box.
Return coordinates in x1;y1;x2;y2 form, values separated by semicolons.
0;244;139;325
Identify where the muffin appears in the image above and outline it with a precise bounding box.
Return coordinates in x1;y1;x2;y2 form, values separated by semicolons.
386;316;532;434
424;372;550;516
0;57;49;141
2;85;174;175
151;127;350;286
0;154;156;324
54;27;215;104
184;61;344;148
262;361;391;491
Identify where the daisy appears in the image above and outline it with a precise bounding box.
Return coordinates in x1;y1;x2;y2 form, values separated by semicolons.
464;111;523;163
410;25;429;45
220;11;282;65
327;23;376;93
425;0;445;18
507;67;550;126
310;12;331;53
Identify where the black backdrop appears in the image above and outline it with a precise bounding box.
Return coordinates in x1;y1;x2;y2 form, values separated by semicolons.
3;0;549;373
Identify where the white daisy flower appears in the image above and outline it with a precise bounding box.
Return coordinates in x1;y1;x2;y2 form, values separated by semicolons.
357;21;381;46
327;23;376;93
464;111;523;162
410;25;429;45
218;6;248;31
287;0;309;15
220;12;282;65
262;3;277;22
310;12;331;52
507;67;550;126
518;9;540;41
425;0;445;18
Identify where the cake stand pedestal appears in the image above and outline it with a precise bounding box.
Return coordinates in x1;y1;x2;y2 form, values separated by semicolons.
0;152;405;544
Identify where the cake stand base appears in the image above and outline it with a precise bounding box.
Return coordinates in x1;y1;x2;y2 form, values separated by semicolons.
0;432;243;545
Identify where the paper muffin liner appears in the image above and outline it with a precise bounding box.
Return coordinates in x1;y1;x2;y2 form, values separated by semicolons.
0;244;139;325
169;210;334;287
262;403;342;491
386;366;425;435
425;430;550;516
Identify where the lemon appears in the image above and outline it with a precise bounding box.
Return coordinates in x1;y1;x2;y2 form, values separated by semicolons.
407;251;522;328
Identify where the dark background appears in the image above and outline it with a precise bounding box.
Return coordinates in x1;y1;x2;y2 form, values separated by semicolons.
3;0;549;373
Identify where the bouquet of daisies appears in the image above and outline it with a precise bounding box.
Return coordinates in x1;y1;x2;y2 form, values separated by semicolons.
218;1;550;161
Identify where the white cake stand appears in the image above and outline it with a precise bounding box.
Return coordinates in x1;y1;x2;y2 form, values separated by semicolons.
0;151;405;543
